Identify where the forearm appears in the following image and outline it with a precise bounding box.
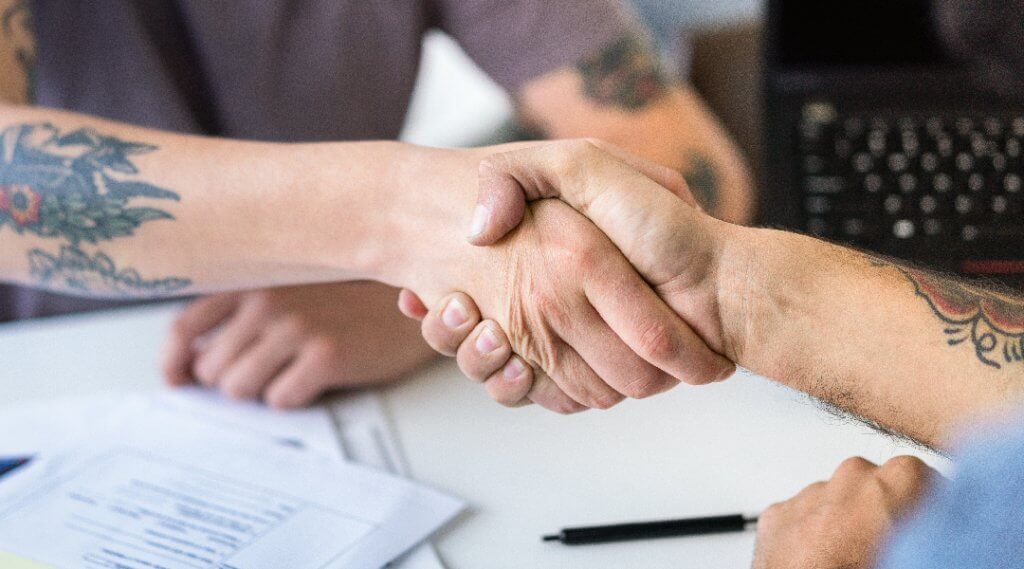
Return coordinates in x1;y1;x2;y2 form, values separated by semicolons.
723;227;1024;448
0;104;410;298
518;33;754;223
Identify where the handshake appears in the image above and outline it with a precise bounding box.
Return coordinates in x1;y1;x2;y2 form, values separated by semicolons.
396;140;751;414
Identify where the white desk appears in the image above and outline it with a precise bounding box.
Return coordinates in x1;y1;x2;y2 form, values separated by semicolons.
0;304;947;569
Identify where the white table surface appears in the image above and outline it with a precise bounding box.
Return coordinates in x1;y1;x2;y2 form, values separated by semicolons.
0;303;948;569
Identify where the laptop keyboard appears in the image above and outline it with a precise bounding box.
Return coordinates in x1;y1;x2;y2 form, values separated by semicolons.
797;102;1024;257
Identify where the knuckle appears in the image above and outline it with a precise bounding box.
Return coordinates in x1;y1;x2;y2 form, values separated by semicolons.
620;370;675;400
883;455;926;475
275;314;308;337
306;337;340;363
835;456;875;478
248;290;276;312
636;321;679;364
588;391;625;410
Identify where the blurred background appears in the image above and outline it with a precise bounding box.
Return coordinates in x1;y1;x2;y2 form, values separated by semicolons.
402;0;763;155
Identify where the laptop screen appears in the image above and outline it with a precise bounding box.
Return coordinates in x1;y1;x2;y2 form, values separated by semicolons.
772;0;956;69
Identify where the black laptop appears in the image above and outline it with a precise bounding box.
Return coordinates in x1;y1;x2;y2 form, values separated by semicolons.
763;0;1024;281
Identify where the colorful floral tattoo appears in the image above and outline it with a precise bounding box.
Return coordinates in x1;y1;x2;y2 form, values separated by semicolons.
900;268;1024;369
576;35;669;111
1;123;191;296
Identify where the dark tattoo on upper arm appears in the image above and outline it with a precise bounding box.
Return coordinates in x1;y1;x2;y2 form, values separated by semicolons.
1;123;191;297
899;268;1024;369
576;35;669;111
2;0;34;101
682;151;719;212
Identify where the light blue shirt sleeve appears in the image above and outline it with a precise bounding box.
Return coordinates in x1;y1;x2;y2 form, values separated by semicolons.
878;416;1024;568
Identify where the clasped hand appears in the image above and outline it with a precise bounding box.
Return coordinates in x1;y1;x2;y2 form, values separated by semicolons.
400;140;748;413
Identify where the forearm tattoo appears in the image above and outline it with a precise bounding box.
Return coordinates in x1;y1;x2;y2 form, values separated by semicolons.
1;0;34;102
901;268;1024;369
1;123;191;296
867;254;1024;369
576;35;669;111
682;151;719;212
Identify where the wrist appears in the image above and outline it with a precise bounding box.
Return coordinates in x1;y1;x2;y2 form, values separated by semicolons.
713;224;793;368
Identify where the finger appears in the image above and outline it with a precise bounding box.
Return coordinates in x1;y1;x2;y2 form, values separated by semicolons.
879;455;934;502
161;294;239;386
398;289;429;321
832;456;878;484
421;293;481;357
192;305;263;386
456;320;513;382
471;139;698;246
559;302;680;399
586;255;734;386
264;343;336;409
585;139;698;208
483;355;535;407
217;325;302;401
527;371;587;414
545;341;625;410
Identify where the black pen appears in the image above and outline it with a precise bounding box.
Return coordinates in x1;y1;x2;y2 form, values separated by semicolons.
543;513;759;545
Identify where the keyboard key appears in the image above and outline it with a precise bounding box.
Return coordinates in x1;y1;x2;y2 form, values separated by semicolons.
893;219;916;239
923;218;944;237
852;153;874;174
898;173;918;193
956;152;975;172
864;174;884;193
933;173;952;193
1013;117;1024;137
920;152;939;173
967;173;985;193
1006;174;1022;193
962;225;980;242
884;195;904;215
888;153;909;172
805;196;832;215
920;195;939;215
842;218;867;238
807;217;832;237
955;194;974;215
993;195;1009;214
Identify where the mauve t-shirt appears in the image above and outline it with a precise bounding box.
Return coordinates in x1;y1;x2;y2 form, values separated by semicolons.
2;0;633;321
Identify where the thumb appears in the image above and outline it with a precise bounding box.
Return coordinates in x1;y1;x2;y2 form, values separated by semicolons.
468;158;528;246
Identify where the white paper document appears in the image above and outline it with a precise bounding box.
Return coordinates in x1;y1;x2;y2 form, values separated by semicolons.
332;393;447;569
0;395;462;569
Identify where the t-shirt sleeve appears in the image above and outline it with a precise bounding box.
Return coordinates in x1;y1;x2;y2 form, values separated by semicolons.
876;417;1024;569
431;0;641;92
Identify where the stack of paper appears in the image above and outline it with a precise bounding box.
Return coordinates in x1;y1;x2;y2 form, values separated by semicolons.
0;389;462;569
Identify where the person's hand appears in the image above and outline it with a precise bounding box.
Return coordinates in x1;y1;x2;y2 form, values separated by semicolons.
161;282;437;408
402;140;745;408
384;144;734;413
753;456;936;569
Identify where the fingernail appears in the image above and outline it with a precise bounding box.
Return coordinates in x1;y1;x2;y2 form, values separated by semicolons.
503;358;526;381
475;326;500;354
442;298;468;329
468;204;489;238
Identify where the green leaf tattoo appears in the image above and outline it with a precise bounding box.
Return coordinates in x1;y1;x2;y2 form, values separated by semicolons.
0;123;192;296
29;245;190;297
576;35;670;111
